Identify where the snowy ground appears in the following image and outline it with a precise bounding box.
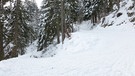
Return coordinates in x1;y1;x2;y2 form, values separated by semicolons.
1;0;135;76
1;22;135;76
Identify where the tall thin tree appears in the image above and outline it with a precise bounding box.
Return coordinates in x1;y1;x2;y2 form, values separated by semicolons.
0;0;4;61
61;0;65;44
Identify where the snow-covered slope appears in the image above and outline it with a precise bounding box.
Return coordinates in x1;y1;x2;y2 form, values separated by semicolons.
101;0;135;27
1;21;135;76
1;0;135;76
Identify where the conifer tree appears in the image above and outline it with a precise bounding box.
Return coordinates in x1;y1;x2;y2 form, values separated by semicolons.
83;0;115;24
65;0;80;32
24;0;39;43
38;0;79;51
0;0;11;60
66;0;79;23
7;0;34;57
38;0;61;51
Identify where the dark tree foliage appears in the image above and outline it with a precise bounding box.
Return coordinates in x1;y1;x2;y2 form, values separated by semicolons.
83;0;116;24
2;0;35;58
24;0;39;42
38;0;61;51
0;0;10;61
38;0;79;52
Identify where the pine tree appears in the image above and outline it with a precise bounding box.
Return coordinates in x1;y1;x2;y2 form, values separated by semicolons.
24;0;39;43
38;0;79;52
0;0;11;60
6;0;34;57
83;0;91;20
38;0;61;51
65;0;80;32
83;0;115;24
66;0;79;22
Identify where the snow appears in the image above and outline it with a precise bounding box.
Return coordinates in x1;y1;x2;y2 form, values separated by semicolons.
1;0;135;76
21;0;43;8
1;21;135;76
101;0;135;27
35;0;42;8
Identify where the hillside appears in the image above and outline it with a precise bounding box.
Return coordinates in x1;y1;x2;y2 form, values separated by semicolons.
1;0;135;76
1;20;135;76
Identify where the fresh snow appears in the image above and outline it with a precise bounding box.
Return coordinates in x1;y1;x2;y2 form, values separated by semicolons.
1;22;135;76
21;0;43;8
1;0;135;76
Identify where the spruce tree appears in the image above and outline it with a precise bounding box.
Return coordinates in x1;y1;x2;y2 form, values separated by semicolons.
83;0;91;20
0;0;11;60
7;0;34;57
38;0;61;51
38;0;79;52
65;0;80;31
24;0;39;41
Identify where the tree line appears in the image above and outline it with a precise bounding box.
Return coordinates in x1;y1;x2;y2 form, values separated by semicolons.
0;0;39;60
0;0;121;61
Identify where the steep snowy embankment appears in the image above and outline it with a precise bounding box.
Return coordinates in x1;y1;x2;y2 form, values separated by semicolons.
1;22;135;76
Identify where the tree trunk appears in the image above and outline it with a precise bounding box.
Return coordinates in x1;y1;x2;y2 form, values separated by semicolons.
11;0;20;57
56;24;60;44
0;0;4;61
0;22;4;61
61;0;65;44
